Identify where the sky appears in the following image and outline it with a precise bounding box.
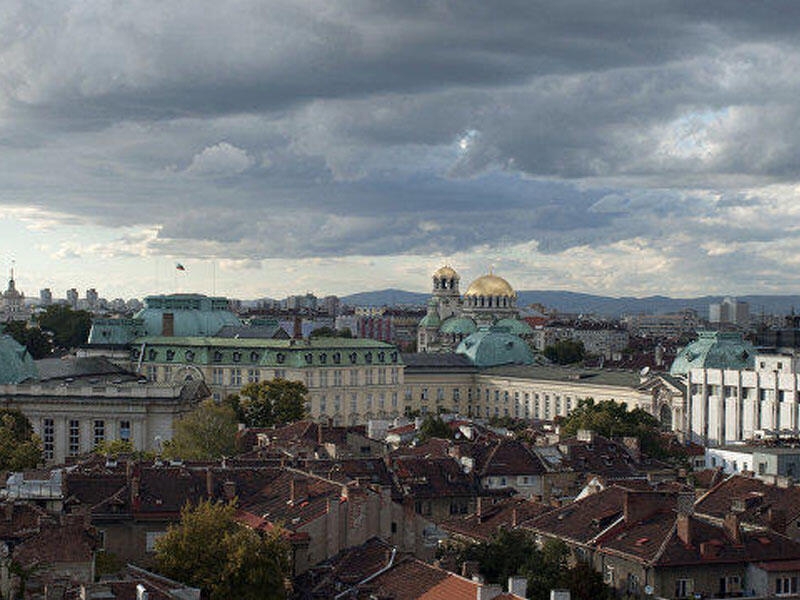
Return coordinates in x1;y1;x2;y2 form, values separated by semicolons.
3;1;800;301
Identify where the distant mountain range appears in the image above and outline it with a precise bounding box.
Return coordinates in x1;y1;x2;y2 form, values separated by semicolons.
340;289;800;318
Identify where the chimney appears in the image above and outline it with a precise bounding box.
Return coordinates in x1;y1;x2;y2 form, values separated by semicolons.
206;469;214;497
131;476;140;503
476;497;483;524
724;512;742;544
621;437;641;462
4;503;12;523
317;423;323;445
550;591;570;600
293;316;302;340
768;508;787;534
476;583;502;600
290;477;308;503
508;576;528;599
223;480;237;501
511;508;518;528
677;513;692;547
461;560;481;579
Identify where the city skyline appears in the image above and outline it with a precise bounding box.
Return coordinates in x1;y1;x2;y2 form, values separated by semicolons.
4;3;800;298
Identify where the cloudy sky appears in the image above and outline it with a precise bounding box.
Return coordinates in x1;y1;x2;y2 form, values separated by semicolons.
3;1;800;301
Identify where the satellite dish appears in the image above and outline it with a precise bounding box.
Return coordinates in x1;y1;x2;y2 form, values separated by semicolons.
640;366;651;377
644;585;654;596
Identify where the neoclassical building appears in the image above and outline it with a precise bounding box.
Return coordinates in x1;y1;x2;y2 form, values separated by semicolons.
417;266;532;352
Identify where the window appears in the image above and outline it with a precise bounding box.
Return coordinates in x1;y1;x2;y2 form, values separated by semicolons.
165;350;175;361
365;394;373;411
250;351;260;363
350;369;359;386
603;565;614;585
230;368;242;387
365;352;373;364
334;395;341;413
43;418;54;460
421;388;429;401
146;531;167;553
334;370;343;387
627;573;639;595
320;371;328;387
119;420;131;442
453;389;460;402
212;368;224;385
232;352;242;363
94;420;105;446
319;396;326;414
213;350;223;362
319;353;327;364
378;393;385;410
146;365;157;381
365;369;374;385
392;392;398;409
276;353;285;364
247;369;259;383
162;366;172;381
274;369;286;379
437;388;444;401
333;352;341;364
391;368;399;384
185;350;195;362
68;420;80;457
350;394;358;414
674;579;693;598
776;576;798;596
305;371;314;388
378;369;386;384
148;349;157;361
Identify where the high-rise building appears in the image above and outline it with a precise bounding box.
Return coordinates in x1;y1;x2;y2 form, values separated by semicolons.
709;296;749;327
86;288;99;310
39;288;52;306
66;288;79;310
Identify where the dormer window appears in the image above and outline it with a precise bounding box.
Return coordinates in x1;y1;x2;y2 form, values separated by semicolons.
365;352;373;364
213;351;223;363
276;353;286;364
377;351;385;363
148;349;157;361
305;353;313;364
333;352;341;364
232;352;241;363
250;351;260;363
349;352;358;364
319;353;327;364
166;350;175;361
391;352;398;363
185;350;195;362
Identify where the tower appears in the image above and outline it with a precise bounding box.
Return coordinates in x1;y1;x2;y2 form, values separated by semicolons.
431;265;461;320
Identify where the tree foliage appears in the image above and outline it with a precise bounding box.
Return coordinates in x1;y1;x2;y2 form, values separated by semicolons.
0;410;42;471
155;500;290;600
543;339;585;365
230;379;308;427
36;305;92;349
1;321;52;359
453;530;611;600
309;326;352;338
559;398;669;458
163;400;238;460
417;415;453;442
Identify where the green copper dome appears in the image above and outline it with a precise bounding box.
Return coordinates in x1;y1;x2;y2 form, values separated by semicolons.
456;327;533;368
0;335;38;384
494;318;533;336
670;330;755;376
440;316;477;335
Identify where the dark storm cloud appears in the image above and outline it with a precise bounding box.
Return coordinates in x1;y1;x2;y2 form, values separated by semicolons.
3;0;800;292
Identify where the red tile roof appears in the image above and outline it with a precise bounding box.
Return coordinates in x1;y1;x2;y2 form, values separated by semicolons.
441;497;552;542
694;474;800;529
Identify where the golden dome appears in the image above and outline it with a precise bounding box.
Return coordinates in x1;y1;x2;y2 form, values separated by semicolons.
433;265;459;279
464;274;515;297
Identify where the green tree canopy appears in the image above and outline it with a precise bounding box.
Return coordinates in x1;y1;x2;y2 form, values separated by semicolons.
543;339;585;365
417;415;453;442
155;500;290;600
309;326;352;338
0;410;42;471
560;398;671;458
452;530;611;600
36;305;92;349
163;399;238;460
1;321;52;359
231;379;308;428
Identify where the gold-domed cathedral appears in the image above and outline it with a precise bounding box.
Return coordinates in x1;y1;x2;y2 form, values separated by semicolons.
417;266;532;352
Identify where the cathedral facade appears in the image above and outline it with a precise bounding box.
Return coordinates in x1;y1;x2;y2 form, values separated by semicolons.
417;266;532;352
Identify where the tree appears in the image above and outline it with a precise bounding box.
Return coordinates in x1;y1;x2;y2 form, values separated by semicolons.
543;339;585;365
36;305;92;349
309;326;353;338
155;500;290;600
163;400;238;460
417;414;452;442
231;379;308;428
0;410;42;471
1;321;52;359
452;531;612;600
560;398;670;458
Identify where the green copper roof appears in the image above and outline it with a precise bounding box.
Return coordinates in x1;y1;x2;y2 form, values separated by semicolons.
455;328;533;368
0;335;38;384
440;316;477;335
133;336;401;368
494;318;533;336
670;330;755;376
88;318;147;345
133;294;242;337
419;312;441;328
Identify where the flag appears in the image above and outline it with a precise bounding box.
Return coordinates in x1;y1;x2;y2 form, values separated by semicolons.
176;263;186;271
